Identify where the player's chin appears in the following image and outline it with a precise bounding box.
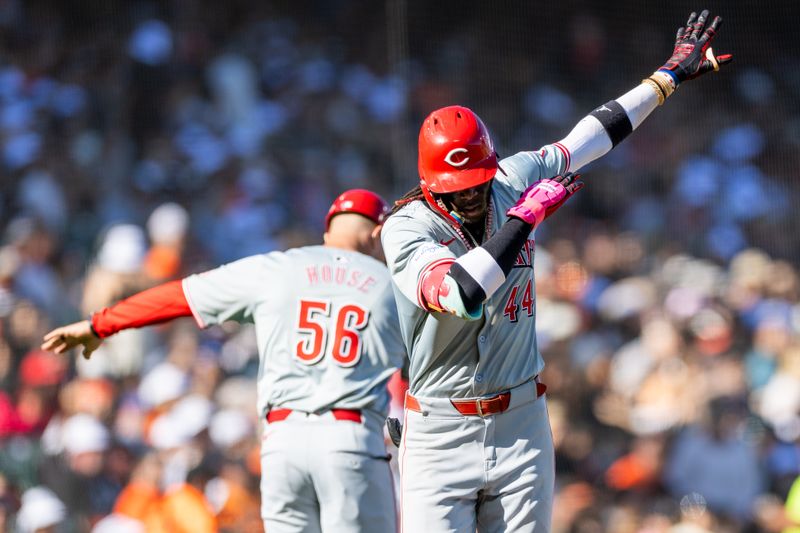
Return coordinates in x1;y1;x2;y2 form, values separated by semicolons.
460;205;487;224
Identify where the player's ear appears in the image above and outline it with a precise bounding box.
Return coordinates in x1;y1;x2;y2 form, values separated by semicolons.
370;224;385;262
323;231;330;245
371;224;383;241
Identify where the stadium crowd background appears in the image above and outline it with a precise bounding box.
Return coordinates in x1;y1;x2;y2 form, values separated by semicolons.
1;1;800;531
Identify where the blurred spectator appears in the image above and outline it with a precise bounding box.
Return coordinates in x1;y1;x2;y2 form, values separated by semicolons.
0;2;798;532
664;398;765;520
115;452;217;533
15;486;67;533
38;413;116;523
82;224;149;314
604;435;665;492
91;513;145;533
4;218;63;321
144;203;190;281
0;349;64;438
0;246;20;319
205;461;262;533
0;473;17;533
78;224;153;379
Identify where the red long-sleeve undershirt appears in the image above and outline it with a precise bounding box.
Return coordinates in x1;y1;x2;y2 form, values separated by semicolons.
91;280;193;338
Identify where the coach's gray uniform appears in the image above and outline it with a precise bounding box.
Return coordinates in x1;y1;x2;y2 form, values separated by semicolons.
183;246;404;533
382;146;567;532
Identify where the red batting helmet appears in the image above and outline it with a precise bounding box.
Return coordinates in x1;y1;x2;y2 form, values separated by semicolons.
325;189;390;230
418;105;498;194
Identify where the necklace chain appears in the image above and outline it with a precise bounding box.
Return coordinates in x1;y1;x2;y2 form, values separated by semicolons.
435;198;494;250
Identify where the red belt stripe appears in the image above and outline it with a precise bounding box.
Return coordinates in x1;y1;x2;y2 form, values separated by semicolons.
406;378;546;417
266;408;362;423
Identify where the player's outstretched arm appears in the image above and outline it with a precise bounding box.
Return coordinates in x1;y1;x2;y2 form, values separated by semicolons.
42;320;103;359
42;280;194;359
554;9;731;173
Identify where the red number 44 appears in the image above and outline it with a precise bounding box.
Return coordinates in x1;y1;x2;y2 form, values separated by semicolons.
295;299;369;367
503;279;534;323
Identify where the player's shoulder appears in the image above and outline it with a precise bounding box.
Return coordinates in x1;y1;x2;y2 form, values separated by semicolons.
218;249;290;270
385;199;429;224
297;245;390;277
247;247;294;268
241;246;322;274
339;248;389;272
283;245;325;261
496;151;545;184
383;200;445;239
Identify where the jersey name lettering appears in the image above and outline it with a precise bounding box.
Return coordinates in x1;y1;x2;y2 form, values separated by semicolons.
305;263;376;293
512;239;535;269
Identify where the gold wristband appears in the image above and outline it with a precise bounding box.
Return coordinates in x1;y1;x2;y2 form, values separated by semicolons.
649;72;676;98
642;78;666;105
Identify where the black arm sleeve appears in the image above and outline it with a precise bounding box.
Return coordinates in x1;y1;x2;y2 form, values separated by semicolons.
448;217;532;312
482;217;532;275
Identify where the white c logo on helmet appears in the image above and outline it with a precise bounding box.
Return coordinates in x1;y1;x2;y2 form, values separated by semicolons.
444;148;470;167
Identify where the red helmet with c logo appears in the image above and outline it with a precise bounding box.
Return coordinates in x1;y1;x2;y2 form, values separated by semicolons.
418;105;498;194
325;189;390;230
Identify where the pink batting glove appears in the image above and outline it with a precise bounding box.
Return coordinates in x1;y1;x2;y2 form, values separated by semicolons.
507;179;567;227
507;172;584;227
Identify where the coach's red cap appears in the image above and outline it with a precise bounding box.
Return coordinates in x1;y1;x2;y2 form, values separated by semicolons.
325;189;390;230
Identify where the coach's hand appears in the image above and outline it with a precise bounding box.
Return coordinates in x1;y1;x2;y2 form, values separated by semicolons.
42;320;103;360
659;9;732;83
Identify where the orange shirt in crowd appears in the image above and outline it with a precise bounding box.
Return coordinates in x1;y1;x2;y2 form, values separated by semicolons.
115;481;217;533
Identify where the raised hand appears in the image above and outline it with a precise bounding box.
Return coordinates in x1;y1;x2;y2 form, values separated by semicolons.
660;9;732;83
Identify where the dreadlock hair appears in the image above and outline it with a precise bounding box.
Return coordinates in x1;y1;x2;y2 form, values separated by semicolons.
390;185;424;215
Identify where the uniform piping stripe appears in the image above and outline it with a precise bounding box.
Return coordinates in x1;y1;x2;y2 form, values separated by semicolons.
553;142;571;172
181;278;207;329
388;459;399;532
399;406;409;533
416;258;455;310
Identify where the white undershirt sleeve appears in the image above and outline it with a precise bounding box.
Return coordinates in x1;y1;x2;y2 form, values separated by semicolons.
616;83;660;130
558;115;612;173
558;83;661;172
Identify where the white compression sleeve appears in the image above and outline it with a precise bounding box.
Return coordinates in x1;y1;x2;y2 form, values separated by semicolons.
558;82;661;172
558;115;612;172
616;83;660;130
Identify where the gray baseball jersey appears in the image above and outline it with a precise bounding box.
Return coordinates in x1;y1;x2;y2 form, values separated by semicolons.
182;245;405;419
382;146;567;398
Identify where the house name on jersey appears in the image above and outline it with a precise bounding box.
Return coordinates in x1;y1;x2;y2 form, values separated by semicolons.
306;264;377;293
512;239;535;269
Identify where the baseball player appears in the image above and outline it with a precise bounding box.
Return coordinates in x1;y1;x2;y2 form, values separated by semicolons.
42;189;404;533
382;10;731;532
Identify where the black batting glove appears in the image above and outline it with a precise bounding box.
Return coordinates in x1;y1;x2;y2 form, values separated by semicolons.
544;172;584;220
659;9;732;84
386;417;402;447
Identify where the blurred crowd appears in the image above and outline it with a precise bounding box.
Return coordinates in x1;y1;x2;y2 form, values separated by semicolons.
1;0;800;532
